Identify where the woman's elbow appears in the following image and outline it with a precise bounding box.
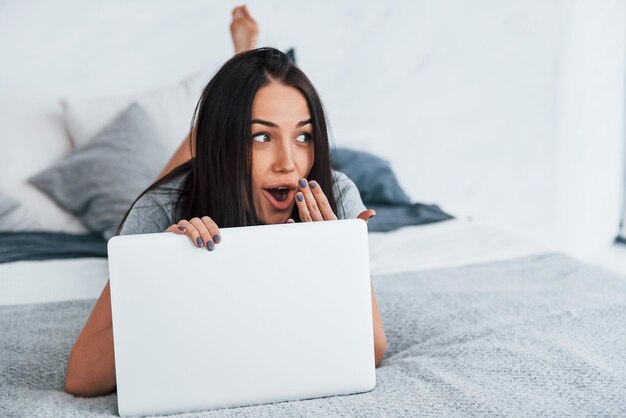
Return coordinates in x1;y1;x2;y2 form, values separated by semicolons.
64;364;89;397
374;335;387;368
64;371;114;398
64;347;114;397
64;355;92;397
64;372;87;397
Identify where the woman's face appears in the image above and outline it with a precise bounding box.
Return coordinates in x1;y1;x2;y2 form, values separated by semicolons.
251;82;314;224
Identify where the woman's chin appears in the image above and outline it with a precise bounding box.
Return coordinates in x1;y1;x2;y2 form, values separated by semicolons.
255;194;295;225
258;209;293;225
267;214;290;225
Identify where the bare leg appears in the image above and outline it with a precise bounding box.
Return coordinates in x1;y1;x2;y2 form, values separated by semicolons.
158;6;260;180
230;5;259;54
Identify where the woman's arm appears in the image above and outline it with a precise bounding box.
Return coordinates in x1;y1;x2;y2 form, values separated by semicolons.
157;130;194;179
65;281;116;397
371;284;387;367
66;129;196;396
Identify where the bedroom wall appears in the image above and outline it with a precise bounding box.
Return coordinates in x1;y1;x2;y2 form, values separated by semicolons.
554;0;625;257
0;0;624;258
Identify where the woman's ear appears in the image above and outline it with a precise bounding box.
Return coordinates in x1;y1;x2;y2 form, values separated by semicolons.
357;209;376;223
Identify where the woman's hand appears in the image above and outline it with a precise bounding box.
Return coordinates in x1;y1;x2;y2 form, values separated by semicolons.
165;216;222;251
291;178;337;222
287;178;377;223
357;209;377;222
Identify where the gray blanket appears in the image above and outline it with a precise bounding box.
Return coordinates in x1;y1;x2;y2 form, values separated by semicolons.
1;253;625;417
0;231;107;263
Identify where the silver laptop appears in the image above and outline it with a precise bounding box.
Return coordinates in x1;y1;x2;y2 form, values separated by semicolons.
108;218;375;417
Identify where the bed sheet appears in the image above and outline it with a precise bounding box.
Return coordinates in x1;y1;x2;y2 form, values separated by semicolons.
0;220;545;306
0;258;108;306
3;253;625;416
368;219;545;275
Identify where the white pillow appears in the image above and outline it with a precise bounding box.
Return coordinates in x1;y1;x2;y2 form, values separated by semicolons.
60;73;206;155
0;95;88;233
0;192;44;232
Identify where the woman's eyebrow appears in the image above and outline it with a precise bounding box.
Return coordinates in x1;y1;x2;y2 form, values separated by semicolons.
251;119;312;128
251;119;277;128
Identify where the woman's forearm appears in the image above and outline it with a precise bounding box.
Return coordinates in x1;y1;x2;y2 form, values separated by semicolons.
65;281;116;397
371;284;387;367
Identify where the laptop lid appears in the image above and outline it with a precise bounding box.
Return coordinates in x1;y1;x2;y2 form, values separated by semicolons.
108;218;375;417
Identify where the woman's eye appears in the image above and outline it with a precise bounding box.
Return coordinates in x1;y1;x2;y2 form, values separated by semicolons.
252;133;270;143
296;133;312;143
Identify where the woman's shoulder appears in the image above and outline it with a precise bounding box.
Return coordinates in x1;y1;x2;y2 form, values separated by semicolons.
117;172;189;236
331;170;366;220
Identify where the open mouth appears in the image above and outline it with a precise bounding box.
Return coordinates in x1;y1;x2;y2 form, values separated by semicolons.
262;185;295;211
267;188;289;202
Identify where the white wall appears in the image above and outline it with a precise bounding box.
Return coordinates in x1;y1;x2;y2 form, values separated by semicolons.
555;0;625;257
0;0;624;257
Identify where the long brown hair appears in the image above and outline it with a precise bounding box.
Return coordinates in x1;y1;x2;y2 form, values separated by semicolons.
117;48;340;232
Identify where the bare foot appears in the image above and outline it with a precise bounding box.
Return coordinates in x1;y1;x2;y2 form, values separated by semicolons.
230;5;259;54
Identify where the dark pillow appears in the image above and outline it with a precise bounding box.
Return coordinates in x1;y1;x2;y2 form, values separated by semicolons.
29;103;169;240
366;203;454;232
331;148;411;205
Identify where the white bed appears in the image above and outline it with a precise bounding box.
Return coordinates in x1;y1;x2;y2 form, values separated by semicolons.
5;217;626;417
0;219;545;306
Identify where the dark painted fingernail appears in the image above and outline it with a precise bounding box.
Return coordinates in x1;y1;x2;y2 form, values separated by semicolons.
196;237;203;248
206;241;215;251
178;226;186;231
297;193;303;202
213;234;221;244
309;181;316;189
299;178;307;188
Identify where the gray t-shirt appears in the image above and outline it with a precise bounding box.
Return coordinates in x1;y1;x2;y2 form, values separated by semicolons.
118;170;366;236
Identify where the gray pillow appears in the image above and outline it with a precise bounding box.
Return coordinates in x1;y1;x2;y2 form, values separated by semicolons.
29;103;169;240
331;148;411;205
0;192;19;219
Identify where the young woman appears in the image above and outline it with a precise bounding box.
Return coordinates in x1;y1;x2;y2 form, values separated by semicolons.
64;18;386;401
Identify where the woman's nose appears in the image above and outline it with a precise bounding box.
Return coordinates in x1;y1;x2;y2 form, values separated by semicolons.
273;142;296;172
